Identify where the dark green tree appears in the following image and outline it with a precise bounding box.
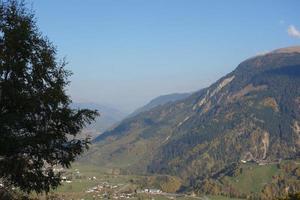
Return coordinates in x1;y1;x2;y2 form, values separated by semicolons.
0;0;99;194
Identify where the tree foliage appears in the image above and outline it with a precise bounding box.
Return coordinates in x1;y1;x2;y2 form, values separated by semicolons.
0;0;98;193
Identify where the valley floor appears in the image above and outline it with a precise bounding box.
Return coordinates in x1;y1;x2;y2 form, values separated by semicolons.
32;159;300;200
32;163;243;200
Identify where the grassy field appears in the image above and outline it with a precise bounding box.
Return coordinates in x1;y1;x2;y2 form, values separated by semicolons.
33;161;300;199
207;196;243;200
135;194;243;200
226;162;278;194
30;163;246;200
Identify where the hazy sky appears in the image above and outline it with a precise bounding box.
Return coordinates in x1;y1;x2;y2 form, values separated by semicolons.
31;0;300;113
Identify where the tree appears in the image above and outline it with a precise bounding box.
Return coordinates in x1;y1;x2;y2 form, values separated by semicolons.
0;0;99;194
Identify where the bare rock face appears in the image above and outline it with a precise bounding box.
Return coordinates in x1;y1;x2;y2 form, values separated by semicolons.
261;131;270;159
293;120;300;148
261;97;279;112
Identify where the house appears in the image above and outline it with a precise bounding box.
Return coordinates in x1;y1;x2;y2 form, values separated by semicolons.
149;189;162;194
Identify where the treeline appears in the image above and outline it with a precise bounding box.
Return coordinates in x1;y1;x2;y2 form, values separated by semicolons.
194;161;300;199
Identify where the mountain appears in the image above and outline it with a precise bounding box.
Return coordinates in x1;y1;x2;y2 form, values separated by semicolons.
83;46;300;197
129;93;191;117
72;102;127;138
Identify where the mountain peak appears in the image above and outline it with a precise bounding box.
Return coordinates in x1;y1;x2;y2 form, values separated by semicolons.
270;46;300;54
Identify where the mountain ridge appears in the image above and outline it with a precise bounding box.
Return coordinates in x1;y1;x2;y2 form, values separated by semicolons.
71;102;127;138
83;46;300;197
128;93;191;118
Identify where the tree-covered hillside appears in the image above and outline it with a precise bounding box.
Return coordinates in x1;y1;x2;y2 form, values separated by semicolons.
83;47;300;198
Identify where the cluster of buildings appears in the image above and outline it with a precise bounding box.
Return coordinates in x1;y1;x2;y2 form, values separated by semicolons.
59;168;84;183
53;167;165;199
85;182;120;193
85;182;136;199
240;158;282;165
137;188;162;194
84;181;163;199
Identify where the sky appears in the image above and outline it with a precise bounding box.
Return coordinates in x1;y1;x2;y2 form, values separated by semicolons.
31;0;300;113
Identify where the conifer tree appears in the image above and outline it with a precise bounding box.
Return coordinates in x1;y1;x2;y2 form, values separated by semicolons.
0;0;99;193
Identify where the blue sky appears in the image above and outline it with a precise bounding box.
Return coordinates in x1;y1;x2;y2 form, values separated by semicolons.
31;0;300;112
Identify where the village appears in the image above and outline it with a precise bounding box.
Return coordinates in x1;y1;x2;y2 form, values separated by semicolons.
54;167;173;200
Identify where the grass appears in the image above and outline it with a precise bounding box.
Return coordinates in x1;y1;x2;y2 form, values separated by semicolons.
45;163;239;200
50;162;272;199
226;162;278;194
34;161;297;199
207;195;244;200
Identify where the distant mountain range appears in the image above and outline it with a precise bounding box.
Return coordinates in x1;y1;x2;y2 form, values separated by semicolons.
73;93;191;139
81;46;300;198
71;102;127;138
128;93;191;118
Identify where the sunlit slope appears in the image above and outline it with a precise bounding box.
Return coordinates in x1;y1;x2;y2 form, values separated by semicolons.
83;46;300;185
128;93;191;118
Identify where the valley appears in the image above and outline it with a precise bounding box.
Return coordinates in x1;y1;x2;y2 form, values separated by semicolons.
41;164;242;200
77;46;300;199
38;158;299;199
1;1;300;199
